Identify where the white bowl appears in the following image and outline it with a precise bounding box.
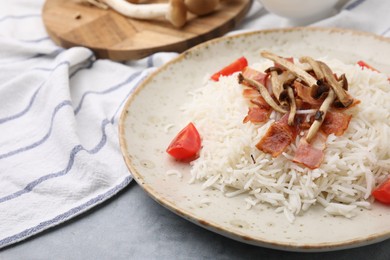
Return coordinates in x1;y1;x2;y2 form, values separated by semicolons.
257;0;349;24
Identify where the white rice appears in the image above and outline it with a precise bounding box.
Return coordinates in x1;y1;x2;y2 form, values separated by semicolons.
182;58;390;223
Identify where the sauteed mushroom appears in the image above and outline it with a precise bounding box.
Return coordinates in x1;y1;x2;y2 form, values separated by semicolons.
306;89;335;143
238;73;287;114
261;51;318;88
318;61;353;107
286;86;296;126
299;56;325;81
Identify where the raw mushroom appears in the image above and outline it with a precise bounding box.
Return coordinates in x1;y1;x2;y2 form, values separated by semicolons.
167;0;187;27
184;0;219;16
81;0;188;28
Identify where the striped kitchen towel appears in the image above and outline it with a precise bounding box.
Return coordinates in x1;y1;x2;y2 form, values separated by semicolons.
0;0;177;249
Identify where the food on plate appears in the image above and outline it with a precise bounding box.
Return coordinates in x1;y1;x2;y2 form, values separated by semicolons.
167;51;390;222
211;56;248;81
238;51;357;169
372;178;390;204
166;122;201;161
357;60;390;81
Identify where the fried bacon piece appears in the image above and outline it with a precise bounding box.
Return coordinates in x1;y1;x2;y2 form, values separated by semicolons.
242;88;260;99
320;111;352;136
292;132;326;169
242;88;272;123
251;95;272;110
256;115;298;157
241;67;268;86
243;107;271;123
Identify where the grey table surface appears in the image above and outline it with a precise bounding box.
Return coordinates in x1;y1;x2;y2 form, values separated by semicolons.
1;181;390;260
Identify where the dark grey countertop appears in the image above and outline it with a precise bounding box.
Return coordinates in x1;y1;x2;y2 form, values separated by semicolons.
2;182;390;260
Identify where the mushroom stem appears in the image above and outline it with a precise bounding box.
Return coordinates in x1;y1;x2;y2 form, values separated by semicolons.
270;70;287;105
306;89;335;143
261;51;318;88
338;73;348;90
80;0;187;27
95;0;169;18
287;87;296;126
238;73;287;114
318;61;353;107
299;56;324;80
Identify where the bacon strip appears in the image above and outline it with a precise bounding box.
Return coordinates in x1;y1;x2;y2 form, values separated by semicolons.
242;67;268;86
293;133;326;169
293;140;324;169
320;111;352;136
250;95;271;110
243;107;271;123
242;88;260;99
256;115;298;157
242;88;272;123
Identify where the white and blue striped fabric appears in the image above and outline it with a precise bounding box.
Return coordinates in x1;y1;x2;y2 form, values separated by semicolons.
0;0;389;250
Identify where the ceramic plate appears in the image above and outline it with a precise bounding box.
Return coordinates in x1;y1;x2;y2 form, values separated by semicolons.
119;28;390;252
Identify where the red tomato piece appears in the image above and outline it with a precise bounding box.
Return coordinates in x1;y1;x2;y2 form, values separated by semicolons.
357;60;390;81
211;56;248;81
166;122;201;161
357;60;380;72
372;178;390;204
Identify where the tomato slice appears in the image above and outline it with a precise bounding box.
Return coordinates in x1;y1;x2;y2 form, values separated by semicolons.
357;60;380;72
357;60;390;81
372;178;390;204
166;122;201;161
211;56;248;81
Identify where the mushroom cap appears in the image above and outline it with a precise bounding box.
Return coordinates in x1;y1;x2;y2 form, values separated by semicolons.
184;0;219;16
166;0;187;28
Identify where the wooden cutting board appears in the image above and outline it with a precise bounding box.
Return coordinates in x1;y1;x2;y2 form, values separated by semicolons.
42;0;253;60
